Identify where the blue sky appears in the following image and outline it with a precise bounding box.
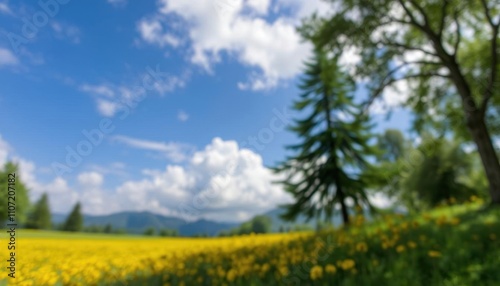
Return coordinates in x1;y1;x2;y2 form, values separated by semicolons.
0;0;410;222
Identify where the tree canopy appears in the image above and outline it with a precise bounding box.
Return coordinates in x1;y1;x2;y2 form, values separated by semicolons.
0;162;30;224
26;193;52;230
300;0;500;204
63;202;83;232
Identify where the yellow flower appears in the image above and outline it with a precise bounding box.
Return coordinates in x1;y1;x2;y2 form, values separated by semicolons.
310;265;323;280
396;245;406;253
407;241;417;249
428;250;441;258
339;259;356;271
449;217;460;225
325;264;337;274
278;266;289;276
226;269;237;282
355;242;368;253
381;241;391;249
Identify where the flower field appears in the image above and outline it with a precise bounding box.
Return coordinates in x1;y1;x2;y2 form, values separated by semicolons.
2;202;499;286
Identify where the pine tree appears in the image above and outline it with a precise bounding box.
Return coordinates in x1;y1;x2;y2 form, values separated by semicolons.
63;202;83;232
27;193;52;229
273;49;375;225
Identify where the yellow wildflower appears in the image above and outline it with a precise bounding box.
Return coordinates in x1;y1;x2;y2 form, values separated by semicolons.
339;259;356;271
310;265;323;280
355;242;368;253
428;250;442;258
325;264;337;274
407;241;417;249
396;245;406;253
226;269;237;282
278;266;289;276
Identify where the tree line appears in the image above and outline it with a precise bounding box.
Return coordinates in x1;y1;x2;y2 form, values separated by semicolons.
0;162;84;232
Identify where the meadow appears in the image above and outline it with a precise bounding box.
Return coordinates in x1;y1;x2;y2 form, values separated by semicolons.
2;199;499;286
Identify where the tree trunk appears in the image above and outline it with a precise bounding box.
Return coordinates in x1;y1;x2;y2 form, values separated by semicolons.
336;183;350;225
466;112;500;204
444;56;500;205
339;197;350;225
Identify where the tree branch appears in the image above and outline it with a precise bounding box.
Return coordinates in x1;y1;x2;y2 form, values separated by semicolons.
396;0;425;29
438;0;450;39
378;39;439;58
452;10;461;57
407;0;430;26
480;0;496;28
387;16;415;27
480;25;500;116
365;72;451;109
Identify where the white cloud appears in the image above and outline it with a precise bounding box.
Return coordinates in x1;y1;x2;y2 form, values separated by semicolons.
43;177;80;213
80;71;186;116
96;98;120;117
0;48;18;67
150;73;186;95
77;171;117;214
107;0;127;6
0;1;12;15
135;0;333;90
78;172;104;187
14;158;79;213
51;22;81;44
177;110;189;122
111;135;194;162
137;18;180;47
87;162;128;177
0;135;95;213
11;157;79;213
246;0;271;15
80;83;138;117
80;84;115;98
115;137;292;221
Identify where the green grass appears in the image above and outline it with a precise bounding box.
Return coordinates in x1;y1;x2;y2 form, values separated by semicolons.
119;202;500;285
3;229;146;240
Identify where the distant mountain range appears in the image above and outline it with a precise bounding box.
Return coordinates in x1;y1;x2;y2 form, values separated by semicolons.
52;207;355;237
51;211;238;236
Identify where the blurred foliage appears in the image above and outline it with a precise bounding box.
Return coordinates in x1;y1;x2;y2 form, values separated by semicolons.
0;162;31;224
